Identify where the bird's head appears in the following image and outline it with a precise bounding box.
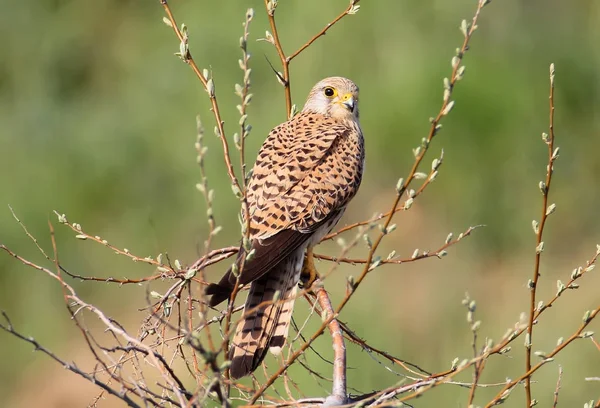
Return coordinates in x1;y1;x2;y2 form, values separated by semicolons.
302;77;359;121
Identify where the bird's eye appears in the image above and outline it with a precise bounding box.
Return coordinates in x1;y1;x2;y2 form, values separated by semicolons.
323;87;336;97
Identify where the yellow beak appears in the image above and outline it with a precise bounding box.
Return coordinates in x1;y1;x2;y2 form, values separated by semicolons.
341;93;355;112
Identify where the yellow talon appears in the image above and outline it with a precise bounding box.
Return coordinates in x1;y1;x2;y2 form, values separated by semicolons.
300;246;320;289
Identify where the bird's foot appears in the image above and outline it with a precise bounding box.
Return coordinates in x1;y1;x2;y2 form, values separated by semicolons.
299;247;320;290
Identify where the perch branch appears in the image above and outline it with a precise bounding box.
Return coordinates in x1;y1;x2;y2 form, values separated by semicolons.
315;284;347;405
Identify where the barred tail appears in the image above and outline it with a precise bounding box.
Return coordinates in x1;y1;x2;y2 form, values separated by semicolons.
228;250;303;379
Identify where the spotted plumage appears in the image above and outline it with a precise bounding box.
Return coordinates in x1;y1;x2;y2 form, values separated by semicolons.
206;77;365;379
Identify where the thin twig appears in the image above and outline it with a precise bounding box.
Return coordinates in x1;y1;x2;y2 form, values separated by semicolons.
486;306;599;407
288;1;361;62
263;0;360;118
161;0;241;193
322;148;443;243
465;294;484;406
552;365;563;408
315;225;481;265
263;0;292;116
248;313;337;404
525;62;557;407
333;0;489;319
0;312;143;408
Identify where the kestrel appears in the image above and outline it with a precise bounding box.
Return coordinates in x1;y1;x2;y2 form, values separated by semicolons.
206;77;365;379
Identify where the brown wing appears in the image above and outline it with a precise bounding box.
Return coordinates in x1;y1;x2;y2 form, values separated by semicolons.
206;210;342;307
246;111;351;238
206;112;364;307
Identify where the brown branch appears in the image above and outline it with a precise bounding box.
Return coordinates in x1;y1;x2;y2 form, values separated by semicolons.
49;222;156;405
242;218;475;404
194;118;220;264
9;205;51;259
264;0;360;119
332;0;487;318
81;298;189;405
315;225;481;265
236;9;254;189
0;312;143;408
592;336;600;352
189;246;239;271
300;273;432;385
315;285;347;405
160;0;241;193
248;313;337;404
552;365;563;408
334;243;600;405
486;306;599;407
244;1;490;402
465;294;484;407
264;0;292;116
338;321;432;378
322;151;443;242
186;283;202;384
1;240;192;405
63;245;235;286
393;243;600;405
467;356;486;406
287;1;361;62
8;3;596;408
0;234;195;405
219;11;257;384
524;62;557;406
53;210;170;268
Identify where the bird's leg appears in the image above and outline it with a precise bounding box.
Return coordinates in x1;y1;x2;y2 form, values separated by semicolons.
300;246;320;290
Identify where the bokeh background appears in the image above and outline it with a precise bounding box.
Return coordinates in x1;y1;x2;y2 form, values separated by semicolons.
1;0;599;406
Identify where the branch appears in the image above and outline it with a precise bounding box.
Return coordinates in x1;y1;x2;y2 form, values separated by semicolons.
161;0;241;194
332;0;490;318
315;285;347;405
464;294;485;406
315;225;481;266
287;1;361;62
263;0;360;118
264;0;291;116
524;62;558;406
552;365;563;408
0;312;143;408
392;243;600;405
245;0;491;402
322;148;443;242
486;306;599;407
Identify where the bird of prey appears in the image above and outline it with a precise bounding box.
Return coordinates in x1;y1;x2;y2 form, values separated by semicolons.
206;76;365;379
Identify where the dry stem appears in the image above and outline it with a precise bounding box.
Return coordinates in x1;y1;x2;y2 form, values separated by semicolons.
524;62;557;406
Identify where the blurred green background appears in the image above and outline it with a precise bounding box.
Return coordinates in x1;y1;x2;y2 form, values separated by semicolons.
1;0;599;406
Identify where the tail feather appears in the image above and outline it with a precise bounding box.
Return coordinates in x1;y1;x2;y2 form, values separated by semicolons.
205;283;232;307
228;249;304;379
268;284;297;355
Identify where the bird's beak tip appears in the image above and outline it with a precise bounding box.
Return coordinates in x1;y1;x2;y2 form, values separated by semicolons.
342;96;355;112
